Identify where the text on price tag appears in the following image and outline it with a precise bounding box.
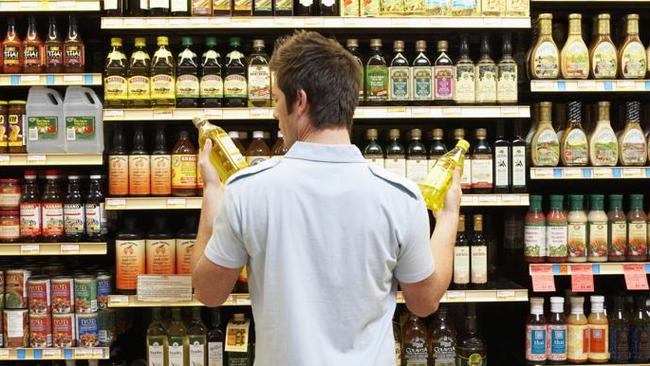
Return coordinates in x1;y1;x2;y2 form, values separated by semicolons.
624;263;649;290
571;265;594;292
21;244;40;255
532;275;555;292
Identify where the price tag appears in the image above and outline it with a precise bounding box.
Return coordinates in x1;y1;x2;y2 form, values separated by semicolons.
387;107;406;116
75;348;94;358
60;244;80;254
153;109;173;120
27;155;47;162
274;17;294;26
106;199;126;209
249;108;269;118
19;1;38;8
43;349;62;359
532;274;555;292
92;348;105;358
624;264;649;290
63;75;83;83
500;107;520;115
563;168;582;178
21;244;40;255
501;194;520;203
571;264;593;275
203;109;223;119
461;195;475;205
478;195;497;203
496;290;516;299
531;168;553;179
411;107;431;116
147;18;166;26
21;75;41;84
190;17;209;25
235;297;251;305
167;198;186;208
593;168;612;179
109;295;129;304
124;18;145;26
577;80;596;90
445;291;465;301
443;107;461;116
0;349;9;359
304;17;324;26
623;168;643;178
0;155;10;163
571;274;594;292
169;18;187;26
58;1;76;8
103;109;124;118
363;108;387;118
530;264;553;275
616;80;636;89
534;81;553;90
391;18;413;27
102;18;123;27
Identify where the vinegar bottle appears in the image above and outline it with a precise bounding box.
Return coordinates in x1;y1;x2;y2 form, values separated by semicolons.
418;139;470;212
526;297;546;364
108;127;129;197
151;126;172;196
115;216;145;294
129;126;151;196
171;131;198;197
588;295;609;363
146;216;175;275
192;116;248;183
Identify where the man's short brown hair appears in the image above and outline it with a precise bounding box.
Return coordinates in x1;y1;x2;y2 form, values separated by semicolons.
270;31;360;130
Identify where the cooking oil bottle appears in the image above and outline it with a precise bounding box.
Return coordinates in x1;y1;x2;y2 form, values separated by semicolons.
419;139;470;212
192;116;248;183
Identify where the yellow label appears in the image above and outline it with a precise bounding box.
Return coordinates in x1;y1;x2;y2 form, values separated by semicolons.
151;74;175;99
104;76;127;101
213;0;230;11
234;0;252;11
127;75;150;101
248;65;271;101
172;154;197;189
567;324;589;361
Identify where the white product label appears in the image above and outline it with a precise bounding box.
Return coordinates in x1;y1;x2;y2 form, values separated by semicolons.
512;146;526;186
547;225;568;257
103;0;118;9
171;0;188;11
525;225;546;257
190;342;206;365
148;344;164;366
208;342;224;366
7;311;24;338
168;344;184;366
495;146;509;187
461;158;472;187
470;245;487;283
406;159;428;183
385;158;406;178
366;158;385;170
471;157;493;186
150;0;168;7
140;0;149;9
453;246;470;284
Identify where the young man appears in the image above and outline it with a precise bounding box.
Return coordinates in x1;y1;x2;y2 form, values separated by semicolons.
192;31;461;365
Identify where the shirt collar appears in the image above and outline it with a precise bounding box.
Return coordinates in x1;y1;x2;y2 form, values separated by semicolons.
284;141;366;163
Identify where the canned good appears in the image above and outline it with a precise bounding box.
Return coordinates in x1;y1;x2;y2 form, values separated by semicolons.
76;313;99;347
52;313;76;347
0;178;21;209
74;275;97;313
5;269;30;309
98;309;116;347
29;313;52;347
27;276;51;314
96;273;112;310
51;276;74;313
3;309;28;347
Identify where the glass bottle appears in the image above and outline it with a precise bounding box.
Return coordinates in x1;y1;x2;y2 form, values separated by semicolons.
108;127;129;196
428;128;448;171
294;0;317;15
365;39;388;106
63;16;84;73
526;297;547;364
525;195;546;263
167;308;189;366
608;195;627;261
42;172;64;242
406;129;428;184
560;14;589;79
63;175;85;242
389;40;411;105
619;14;647;79
455;36;475;105
433;40;454;103
561;101;588;166
420;139;469;212
146;216;175;275
412;40;432;104
346;39;365;104
548;297;567;364
363;128;384;170
589;101;618;167
192;117;248;182
188;307;207;366
172;131;198;197
609;296;630;363
85;174;107;242
588;296;609;363
590;13;617;79
20;171;41;242
454;128;472;192
147;308;167;366
115;216;144;294
175;215;197;275
151;0;170;14
497;33;518;104
531;102;560;167
225;314;253;365
547;194;568;263
271;131;288;158
151;36;176;108
176;37;199;108
567;194;587;263
430;306;456;366
248;40;271;108
319;0;337;15
530;14;560;79
627;194;647;261
470;128;493;194
200;37;223;108
245;131;271;166
511;120;527;193
453;214;470;289
171;0;190;15
151;126;172;197
631;296;650;362
401;312;429;365
129;126;151;196
456;305;486;365
207;309;225;366
23;16;44;74
127;37;151;108
475;36;497;104
44;17;63;74
588;195;608;263
385;129;406;178
494;122;510;193
471;214;488;288
567;297;589;363
129;0;150;15
2;18;23;74
619;101;647;166
104;38;128;109
224;37;247;108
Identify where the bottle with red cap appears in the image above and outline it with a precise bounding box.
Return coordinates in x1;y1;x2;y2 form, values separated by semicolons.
20;170;41;242
41;170;64;242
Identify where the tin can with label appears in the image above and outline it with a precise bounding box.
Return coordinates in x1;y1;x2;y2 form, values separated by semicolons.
51;276;74;313
27;276;51;314
74;275;97;313
5;269;30;309
98;309;116;346
96;273;112;310
3;309;28;347
29;313;53;347
76;312;99;347
52;313;76;347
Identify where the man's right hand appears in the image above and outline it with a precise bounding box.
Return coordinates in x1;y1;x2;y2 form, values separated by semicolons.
433;168;462;222
199;139;222;190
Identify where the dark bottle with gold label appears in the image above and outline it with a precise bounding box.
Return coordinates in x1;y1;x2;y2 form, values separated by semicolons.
176;37;199;108
151;36;176;108
224;37;247;108
365;39;388;106
104;38;128;109
127;38;151;108
456;305;487;366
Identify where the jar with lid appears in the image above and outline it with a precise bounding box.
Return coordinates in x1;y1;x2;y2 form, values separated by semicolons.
7;101;26;153
0;210;20;243
0;178;21;210
20;170;40;241
0;101;8;153
41;171;64;242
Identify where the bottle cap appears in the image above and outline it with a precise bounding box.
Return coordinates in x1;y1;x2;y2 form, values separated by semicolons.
90;175;101;179
234;313;245;321
415;40;426;51
453;128;465;139
370;38;382;48
389;129;400;139
68;175;80;180
367;129;379;139
253;39;265;48
182;37;192;47
538;13;553;20
393;40;405;51
433;128;443;139
569;13;581;20
229;37;241;47
346;39;359;48
437;40;448;51
228;131;240;139
410;129;422;139
253;131;264;139
134;38;146;47
475;128;487;138
598;13;610;20
111;38;122;47
456;139;470;152
474;214;482;224
277;131;283;138
157;36;169;46
627;13;639;20
206;37;217;47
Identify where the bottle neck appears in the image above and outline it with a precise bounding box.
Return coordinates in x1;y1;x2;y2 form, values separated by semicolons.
551;303;564;314
531;304;544;315
598;18;610;36
27;20;37;39
591;303;604;314
539;19;552;36
568;18;582;35
627;18;639;36
68;21;78;40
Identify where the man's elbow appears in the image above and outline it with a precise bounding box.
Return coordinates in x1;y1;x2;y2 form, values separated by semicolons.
195;290;225;307
407;300;439;318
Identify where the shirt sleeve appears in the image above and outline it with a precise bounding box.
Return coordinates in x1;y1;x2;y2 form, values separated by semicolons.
394;197;435;283
203;188;249;269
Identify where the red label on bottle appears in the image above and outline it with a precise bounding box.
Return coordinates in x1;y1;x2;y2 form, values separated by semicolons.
20;202;42;237
64;44;84;67
42;203;64;236
46;44;63;66
23;44;43;67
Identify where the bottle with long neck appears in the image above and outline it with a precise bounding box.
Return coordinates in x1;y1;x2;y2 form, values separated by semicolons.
456;305;486;365
188;307;207;366
346;39;365;104
104;38;128;109
406;129;427;184
127;38;151;108
511;120;527;192
207;309;225;366
192;116;248;182
151;126;171;197
146;308;167;366
129;126;151;196
167;308;188;366
200;37;223;108
419;139;470;212
63;16;84;73
561;101;588;166
619;14;647;79
108;127;128;196
627;194;647;262
589;101;618;167
363;129;384;170
529;13;559;79
471;128;493;193
631;296;650;362
475;36;497;104
224;38;247;108
176;37;199;108
45;17;63;73
388;40;411;105
470;214;488;288
526;297;547;364
366;39;388;106
455;36;475;105
151;36;176;108
428;128;447;171
609;296;630;363
531;102;559;167
23;16;44;74
561;14;589;79
590;13;617;79
2;18;22;74
497;33;518;104
430;306;457;366
454;128;472;192
402;313;429;365
453;214;470;289
247;40;271;108
433;40;454;103
619;101;647;166
494;122;510;193
547;297;567;364
412;40;432;104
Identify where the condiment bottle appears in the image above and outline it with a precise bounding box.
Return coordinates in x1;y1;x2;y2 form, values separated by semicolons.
548;296;567;364
176;215;197;275
618;14;647;79
470;214;488;288
44;17;63;74
171;131;198;197
42;171;64;242
63;175;85;242
406;129;427;183
19;170;41;242
428;128;447;171
608;195;627;261
429;305;456;365
2;17;23;74
471;128;493;193
63;16;85;73
475;35;497;104
85;174;107;241
385;129;406;178
129;126;151;196
512;121;527;193
631;295;650;362
151;36;176;108
346;39;365;104
271;131;288;158
433;40;454;103
567;195;588;263
363;129;384;169
454;129;472;192
245;131;271;167
455;36;475;105
192;117;248;182
151;126;172;196
115;216;145;295
453;214;470;289
104;38;128;109
525;195;546;263
23;16;44;74
561;101;588;166
609;296;630;363
589;101;618;167
627;194;647;261
389;40;411;105
176;37;199;108
547;194;568;262
401;312;429;365
224;37;247;108
494;122;510;193
108;127;129;196
146;216;175;275
411;40;432;104
526;297;547;364
127;37;151;108
247;39;271;108
588;195;609;263
618;101;647;166
560;14;589;79
567;296;589;363
529;13;560;79
200;37;223;108
365;39;388;106
589;14;617;79
531;102;559;167
588;295;609;363
497;33;518;104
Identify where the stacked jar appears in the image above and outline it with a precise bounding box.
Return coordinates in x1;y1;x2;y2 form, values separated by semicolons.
0;177;21;243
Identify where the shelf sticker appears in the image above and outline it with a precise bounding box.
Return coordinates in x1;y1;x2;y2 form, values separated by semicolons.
362;108;387;118
500;106;520;115
47;75;55;85
60;244;80;254
249;108;269;118
577;80;596;90
530;264;553;275
109;295;129;304
478;195;497;203
136;274;193;302
16;349;26;359
387;107;406;115
623;168;643;178
501;194;520;203
92;348;105;358
461;196;475;205
531;168;553;179
235;296;251;305
557;80;566;91
103;109;124;118
616;80;635;90
411;107;431;116
442;107;461;116
624;264;649;290
593;168;612;179
0;349;9;359
75;348;94;359
21;244;40;255
43;349;62;359
153;109;173;120
445;291;466;301
34;349;42;359
571;265;594;292
124;18;145;26
532;274;555;292
534;81;553;90
582;168;592;178
167;198;187;208
147;18;166;26
27;155;47;162
203;109;223;119
563;168;581;178
0;155;10;163
496;290;516;299
63;75;83;84
106;199;126;209
603;81;613;91
21;75;40;85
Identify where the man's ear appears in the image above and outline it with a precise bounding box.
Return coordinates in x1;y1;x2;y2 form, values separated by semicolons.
295;89;308;116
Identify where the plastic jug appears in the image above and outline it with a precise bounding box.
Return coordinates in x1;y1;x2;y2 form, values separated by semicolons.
63;86;104;153
26;87;65;154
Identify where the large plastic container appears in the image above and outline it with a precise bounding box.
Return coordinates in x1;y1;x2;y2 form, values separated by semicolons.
25;87;65;153
63;86;104;153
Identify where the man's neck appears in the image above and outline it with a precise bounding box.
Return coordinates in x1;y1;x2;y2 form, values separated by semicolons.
301;127;351;145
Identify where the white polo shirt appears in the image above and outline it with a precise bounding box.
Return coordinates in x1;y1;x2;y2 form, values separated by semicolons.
205;141;434;366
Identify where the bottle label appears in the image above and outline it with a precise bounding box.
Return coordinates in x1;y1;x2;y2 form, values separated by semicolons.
567;222;587;259
526;325;546;361
412;66;432;100
105;76;128;101
225;318;250;352
609;220;627;257
8;113;24;147
389;66;411;101
176;74;200;99
406;158;428;183
151;74;175;99
548;324;567;361
246;155;269;166
189;336;206;366
546;224;567;258
172;0;189;11
562;42;589;78
208;341;224;366
470;155;493;189
248;65;271;101
456;353;486;366
453;246;470;285
3;45;20;68
455;64;475;103
365;157;385;170
593;129;618;165
128;76;151;101
525;224;546;258
628;220;647;257
434;65;454;100
592;42;617;78
621;129;647;165
24;44;44;69
255;0;273;11
42;203;64;236
104;0;118;8
497;64;517;103
151;155;171;195
589;221;608;258
461;158;471;189
512;146;526;186
475;65;497;103
129;155;151;196
192;0;212;14
109;155;129;196
213;0;230;11
147;336;165;366
27;116;58;141
494;146;509;187
621;42;646;79
84;203;104;235
562;129;588;165
200;74;224;98
470;245;487;284
63;203;85;235
172;154;197;190
168;337;185;366
631;325;650;359
65;116;95;141
234;0;252;11
432;335;455;365
450;0;476;10
224;74;247;98
384;158;406;178
46;44;63;66
148;239;175;281
567;324;589;361
532;42;559;79
534;130;560;166
20;202;41;237
64;44;84;67
176;239;195;275
403;336;428;365
589;324;608;356
116;240;145;291
365;64;388;101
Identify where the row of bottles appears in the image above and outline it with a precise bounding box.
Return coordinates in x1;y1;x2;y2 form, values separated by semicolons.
342;0;528;17
105;36;270;108
524;194;650;263
2;17;84;74
452;214;490;289
349;35;518;106
529;13;649;80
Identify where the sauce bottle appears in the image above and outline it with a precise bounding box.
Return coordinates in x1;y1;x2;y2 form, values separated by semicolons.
146;216;176;275
85;174;107;242
104;38;128;109
406;129;427;184
497;33;518;105
42;171;64;242
470;214;488;288
494;123;510;194
433;40;454;103
453;214;470;289
526;297;546;364
455;36;475;105
631;295;650;362
588;295;609;363
428;128;447;171
176;215;197;275
529;13;559;79
531;102;559;167
200;37;223;108
567;296;589;363
3;18;23;74
589;14;617;79
430;306;456;366
129;126;151;196
151;36;176;108
224;37;247;108
176;37;199;108
346;39;365;104
567;194;587;263
619;101;647;166
171;131;198;197
127;38;151;108
411;40;432;104
245;131;271;166
561;101;588;166
365;39;388;106
44;17;63;74
609;296;630;363
588;195;608;263
271;131;288;158
115;216;145;294
63;175;85;242
548;297;567;364
19;170;41;242
560;14;589;79
385;129;406;178
363;128;384;170
618;14;647;79
454;128;471;191
63;16;85;73
471;128;493;194
608;195;627;261
455;305;486;365
192;117;248;182
475;36;497;104
388;40;411;105
23;16;44;74
151;126;172;196
108;127;129;197
589;101;618;167
547;194;567;263
248;39;271;108
401;312;429;365
627;194;647;261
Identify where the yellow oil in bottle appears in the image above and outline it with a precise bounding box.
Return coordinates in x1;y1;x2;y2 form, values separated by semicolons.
192;116;249;182
419;139;470;212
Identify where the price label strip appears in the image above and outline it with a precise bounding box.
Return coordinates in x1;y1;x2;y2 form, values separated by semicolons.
571;264;594;292
530;264;555;292
624;263;649;290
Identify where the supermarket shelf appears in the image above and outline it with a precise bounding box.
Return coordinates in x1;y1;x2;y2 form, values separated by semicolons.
530;167;650;180
0;154;103;166
461;194;529;206
101;16;531;30
0;242;107;256
531;79;650;92
103;105;530;121
0;347;108;360
0;0;100;11
105;197;202;210
529;262;650;276
0;73;102;86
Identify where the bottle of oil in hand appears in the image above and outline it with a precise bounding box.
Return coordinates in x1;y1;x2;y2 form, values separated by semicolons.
418;138;469;212
192;116;248;182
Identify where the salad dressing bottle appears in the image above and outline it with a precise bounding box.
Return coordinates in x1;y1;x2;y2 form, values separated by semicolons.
589;101;618;167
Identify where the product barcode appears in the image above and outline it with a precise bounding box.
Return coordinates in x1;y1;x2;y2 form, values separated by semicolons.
28;128;38;141
66;127;76;141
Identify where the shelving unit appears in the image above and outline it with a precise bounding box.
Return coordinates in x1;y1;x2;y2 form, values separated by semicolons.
531;79;650;92
0;347;109;360
0;242;107;255
0;74;102;87
530;263;650;276
529;167;650;180
0;154;103;166
461;194;529;206
0;0;100;11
